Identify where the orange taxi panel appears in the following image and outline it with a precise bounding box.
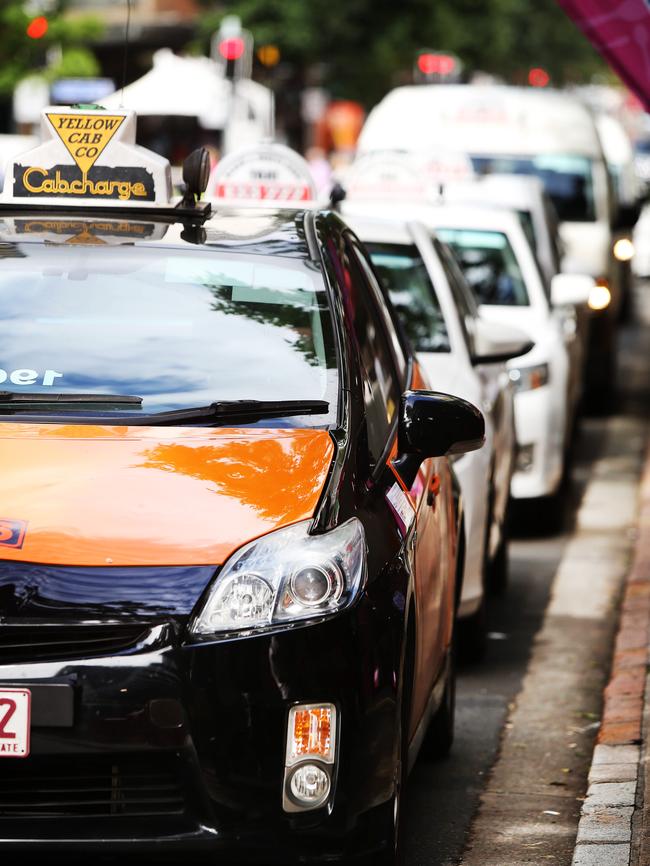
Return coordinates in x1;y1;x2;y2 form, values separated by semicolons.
0;424;334;567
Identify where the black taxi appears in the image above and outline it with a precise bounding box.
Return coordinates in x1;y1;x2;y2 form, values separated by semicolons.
0;108;484;863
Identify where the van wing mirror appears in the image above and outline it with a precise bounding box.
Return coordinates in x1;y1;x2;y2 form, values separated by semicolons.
471;317;533;365
551;273;594;307
393;390;485;488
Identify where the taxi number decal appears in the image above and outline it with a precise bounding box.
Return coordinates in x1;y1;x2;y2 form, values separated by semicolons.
0;369;63;387
386;483;415;536
0;519;27;549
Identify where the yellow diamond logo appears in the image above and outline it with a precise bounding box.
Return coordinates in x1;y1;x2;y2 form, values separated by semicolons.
46;113;126;177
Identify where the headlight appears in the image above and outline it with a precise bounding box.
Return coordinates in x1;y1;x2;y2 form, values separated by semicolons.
509;362;549;393
189;518;366;640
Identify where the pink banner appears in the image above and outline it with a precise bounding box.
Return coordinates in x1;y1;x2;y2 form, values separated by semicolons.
557;0;650;109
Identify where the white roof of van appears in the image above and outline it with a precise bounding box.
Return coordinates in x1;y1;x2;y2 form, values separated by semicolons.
343;198;523;236
358;84;602;158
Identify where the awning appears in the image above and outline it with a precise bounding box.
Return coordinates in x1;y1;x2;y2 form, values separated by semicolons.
557;0;650;110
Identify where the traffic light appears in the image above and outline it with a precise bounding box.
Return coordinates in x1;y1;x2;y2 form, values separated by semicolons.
414;50;462;84
26;16;48;39
212;16;253;82
528;67;551;88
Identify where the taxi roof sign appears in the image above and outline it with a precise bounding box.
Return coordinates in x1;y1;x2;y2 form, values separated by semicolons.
2;106;173;207
210;143;316;204
343;150;475;203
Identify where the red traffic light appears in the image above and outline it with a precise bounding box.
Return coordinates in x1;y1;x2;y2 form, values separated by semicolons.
417;53;456;76
26;16;48;39
218;36;245;61
528;67;550;88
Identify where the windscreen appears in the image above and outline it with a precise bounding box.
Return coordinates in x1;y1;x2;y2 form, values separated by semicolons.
436;228;530;307
471;154;596;222
0;243;338;424
365;243;451;353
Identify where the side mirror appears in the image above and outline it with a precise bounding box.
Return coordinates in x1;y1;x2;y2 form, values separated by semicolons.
471;318;533;365
393;390;485;488
551;273;595;307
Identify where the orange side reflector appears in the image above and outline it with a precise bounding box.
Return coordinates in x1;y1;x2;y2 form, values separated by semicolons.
286;704;336;765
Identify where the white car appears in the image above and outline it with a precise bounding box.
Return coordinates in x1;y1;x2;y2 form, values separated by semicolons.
439;174;563;289
400;204;590;512
358;84;620;397
343;207;528;656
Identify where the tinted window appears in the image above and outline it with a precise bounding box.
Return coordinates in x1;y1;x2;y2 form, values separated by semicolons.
338;240;400;463
437;228;530;307
471;154;596;222
0;244;338;424
366;243;450;353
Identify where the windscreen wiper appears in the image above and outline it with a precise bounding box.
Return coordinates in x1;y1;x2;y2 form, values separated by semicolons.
0;392;142;405
144;399;329;426
0;396;328;426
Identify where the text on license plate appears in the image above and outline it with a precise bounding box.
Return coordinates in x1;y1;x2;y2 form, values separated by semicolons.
0;688;31;758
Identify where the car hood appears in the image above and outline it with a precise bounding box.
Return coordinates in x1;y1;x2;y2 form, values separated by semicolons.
0;423;334;567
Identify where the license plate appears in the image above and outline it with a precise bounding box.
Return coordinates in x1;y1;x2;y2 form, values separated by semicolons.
0;688;31;758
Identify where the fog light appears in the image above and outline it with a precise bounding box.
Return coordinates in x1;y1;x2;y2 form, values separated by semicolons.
516;443;535;473
613;237;635;262
588;282;611;311
289;763;330;807
284;703;337;813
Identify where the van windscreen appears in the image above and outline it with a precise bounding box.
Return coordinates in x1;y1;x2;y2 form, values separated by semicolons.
471;154;595;223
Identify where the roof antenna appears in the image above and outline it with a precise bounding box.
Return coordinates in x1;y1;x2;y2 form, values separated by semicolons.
120;0;132;107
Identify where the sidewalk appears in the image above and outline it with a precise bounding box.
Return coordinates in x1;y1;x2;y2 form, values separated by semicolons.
572;446;650;866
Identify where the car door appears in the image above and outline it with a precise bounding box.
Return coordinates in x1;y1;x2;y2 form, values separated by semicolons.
345;236;453;731
436;239;514;538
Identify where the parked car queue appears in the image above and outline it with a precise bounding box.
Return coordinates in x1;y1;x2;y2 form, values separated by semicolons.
0;87;636;866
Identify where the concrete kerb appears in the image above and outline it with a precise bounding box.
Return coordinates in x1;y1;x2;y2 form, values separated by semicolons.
572;450;650;866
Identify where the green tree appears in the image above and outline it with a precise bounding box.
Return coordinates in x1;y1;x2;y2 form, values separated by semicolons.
0;0;103;96
195;0;608;106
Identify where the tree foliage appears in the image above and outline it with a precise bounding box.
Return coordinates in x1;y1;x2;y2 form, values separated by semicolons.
196;0;609;105
0;0;103;96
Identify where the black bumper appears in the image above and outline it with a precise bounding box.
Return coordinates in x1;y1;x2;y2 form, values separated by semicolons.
0;590;406;861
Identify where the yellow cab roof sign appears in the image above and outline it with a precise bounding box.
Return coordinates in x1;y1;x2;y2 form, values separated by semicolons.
2;106;172;207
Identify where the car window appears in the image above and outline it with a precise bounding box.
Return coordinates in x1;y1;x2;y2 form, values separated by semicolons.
436;228;530;307
337;238;401;464
433;239;479;356
349;240;408;384
517;209;537;252
365;242;451;353
471;153;596;223
0;243;339;424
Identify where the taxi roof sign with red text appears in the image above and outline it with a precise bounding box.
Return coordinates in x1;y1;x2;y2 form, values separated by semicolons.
2;106;172;207
210;143;316;205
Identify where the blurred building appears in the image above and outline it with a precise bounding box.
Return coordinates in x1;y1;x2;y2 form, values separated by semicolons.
66;0;201;85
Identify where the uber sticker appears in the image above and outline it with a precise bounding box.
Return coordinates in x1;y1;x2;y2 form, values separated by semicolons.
0;519;27;549
386;483;415;536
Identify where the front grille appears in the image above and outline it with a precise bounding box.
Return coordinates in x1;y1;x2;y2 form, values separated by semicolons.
0;754;186;819
0;622;150;663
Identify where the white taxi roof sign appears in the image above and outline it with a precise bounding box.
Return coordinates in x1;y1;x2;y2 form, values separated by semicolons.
210;143;316;204
344;150;475;204
2;106;172;207
344;152;427;202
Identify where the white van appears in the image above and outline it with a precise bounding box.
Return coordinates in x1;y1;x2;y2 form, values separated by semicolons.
358;84;619;397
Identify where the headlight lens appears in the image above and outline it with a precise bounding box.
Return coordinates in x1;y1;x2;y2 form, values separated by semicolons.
190;518;366;639
509;362;549;393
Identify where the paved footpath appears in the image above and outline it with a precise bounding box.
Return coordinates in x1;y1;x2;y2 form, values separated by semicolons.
572;446;650;866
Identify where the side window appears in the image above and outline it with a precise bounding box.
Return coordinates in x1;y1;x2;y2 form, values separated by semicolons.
349;240;408;384
434;239;478;357
340;238;402;465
